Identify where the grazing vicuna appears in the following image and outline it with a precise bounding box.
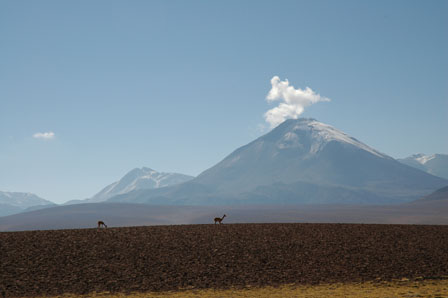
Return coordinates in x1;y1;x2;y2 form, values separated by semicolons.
214;214;226;224
97;221;107;228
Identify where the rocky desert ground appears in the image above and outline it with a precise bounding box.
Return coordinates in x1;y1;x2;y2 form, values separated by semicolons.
1;223;448;297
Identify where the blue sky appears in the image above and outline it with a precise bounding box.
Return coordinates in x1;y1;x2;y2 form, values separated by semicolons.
1;0;447;203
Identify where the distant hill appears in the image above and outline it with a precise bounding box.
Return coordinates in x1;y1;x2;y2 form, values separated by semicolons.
400;186;448;222
108;118;447;205
410;185;448;202
0;191;56;217
65;167;194;204
1;201;448;231
398;153;448;179
0;203;199;230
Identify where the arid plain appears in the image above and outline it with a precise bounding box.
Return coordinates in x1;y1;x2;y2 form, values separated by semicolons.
1;223;448;297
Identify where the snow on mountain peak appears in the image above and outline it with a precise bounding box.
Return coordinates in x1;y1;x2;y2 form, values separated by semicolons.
0;191;53;207
415;154;436;165
88;167;194;202
398;153;448;180
276;118;387;158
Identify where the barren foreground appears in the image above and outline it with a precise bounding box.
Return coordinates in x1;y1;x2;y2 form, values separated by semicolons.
33;279;448;298
1;223;448;297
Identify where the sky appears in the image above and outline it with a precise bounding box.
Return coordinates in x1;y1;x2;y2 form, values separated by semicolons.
1;0;447;204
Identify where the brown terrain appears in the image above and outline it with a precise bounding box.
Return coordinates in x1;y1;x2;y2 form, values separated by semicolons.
1;223;448;297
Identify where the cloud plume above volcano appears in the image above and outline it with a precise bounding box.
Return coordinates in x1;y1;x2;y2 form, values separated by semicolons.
264;76;330;128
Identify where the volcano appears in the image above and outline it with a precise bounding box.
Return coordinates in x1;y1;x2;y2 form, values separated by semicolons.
108;118;447;205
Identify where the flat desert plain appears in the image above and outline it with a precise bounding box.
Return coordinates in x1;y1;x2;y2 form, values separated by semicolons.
1;223;448;297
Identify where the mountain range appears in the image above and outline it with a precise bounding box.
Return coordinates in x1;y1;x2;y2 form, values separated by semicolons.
2;184;447;231
0;191;55;217
65;167;194;204
2;118;447;222
1;168;193;215
398;153;448;179
107;118;447;205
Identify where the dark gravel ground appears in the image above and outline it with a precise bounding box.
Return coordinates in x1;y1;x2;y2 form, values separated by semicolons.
1;223;448;297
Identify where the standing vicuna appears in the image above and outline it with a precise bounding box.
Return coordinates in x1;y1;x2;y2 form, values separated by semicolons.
214;214;226;224
97;221;107;228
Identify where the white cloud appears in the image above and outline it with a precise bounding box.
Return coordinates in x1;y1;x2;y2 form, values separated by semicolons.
264;76;330;128
33;132;55;140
